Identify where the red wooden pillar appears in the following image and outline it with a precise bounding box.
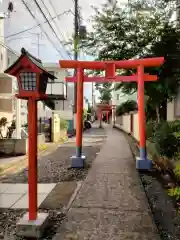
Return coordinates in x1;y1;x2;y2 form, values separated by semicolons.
136;65;151;170
76;68;84;158
28;98;38;220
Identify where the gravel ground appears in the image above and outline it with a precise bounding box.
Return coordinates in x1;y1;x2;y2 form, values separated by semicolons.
0;128;106;183
123;130;180;240
0;127;107;240
0;146;101;183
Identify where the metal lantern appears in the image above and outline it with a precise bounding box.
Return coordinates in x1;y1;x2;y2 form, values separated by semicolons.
19;72;37;91
19;72;49;94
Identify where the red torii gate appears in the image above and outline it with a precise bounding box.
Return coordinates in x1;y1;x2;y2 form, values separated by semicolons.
59;57;164;170
95;103;115;127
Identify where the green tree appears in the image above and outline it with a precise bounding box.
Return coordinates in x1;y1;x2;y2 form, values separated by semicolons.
79;0;179;120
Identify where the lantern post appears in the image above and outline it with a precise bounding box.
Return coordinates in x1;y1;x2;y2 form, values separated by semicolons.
5;48;56;238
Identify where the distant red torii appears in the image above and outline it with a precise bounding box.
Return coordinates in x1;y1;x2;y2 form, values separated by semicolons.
96;104;115;126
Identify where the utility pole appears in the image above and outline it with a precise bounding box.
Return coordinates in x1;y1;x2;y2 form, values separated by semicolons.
74;0;79;114
31;32;44;58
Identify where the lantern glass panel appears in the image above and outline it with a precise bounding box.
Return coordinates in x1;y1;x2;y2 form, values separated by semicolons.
20;72;37;91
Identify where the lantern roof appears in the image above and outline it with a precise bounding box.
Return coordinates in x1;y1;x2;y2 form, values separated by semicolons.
4;48;57;81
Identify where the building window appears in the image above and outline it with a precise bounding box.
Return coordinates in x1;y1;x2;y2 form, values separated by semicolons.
116;94;120;100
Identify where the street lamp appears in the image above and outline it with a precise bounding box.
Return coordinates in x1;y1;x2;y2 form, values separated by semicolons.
5;48;56;238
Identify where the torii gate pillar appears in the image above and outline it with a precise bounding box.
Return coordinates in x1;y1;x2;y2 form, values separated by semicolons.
136;65;152;170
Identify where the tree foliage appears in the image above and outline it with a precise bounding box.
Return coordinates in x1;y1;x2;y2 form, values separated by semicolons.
79;0;179;120
116;100;137;116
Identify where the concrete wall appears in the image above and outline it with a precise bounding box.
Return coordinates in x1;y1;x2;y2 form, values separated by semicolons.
0;134;45;155
167;87;180;121
51;112;68;142
115;112;139;141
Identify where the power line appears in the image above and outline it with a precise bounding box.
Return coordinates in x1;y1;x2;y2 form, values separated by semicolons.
38;0;71;55
0;40;19;56
39;0;67;42
5;10;71;39
20;0;67;59
32;0;72;59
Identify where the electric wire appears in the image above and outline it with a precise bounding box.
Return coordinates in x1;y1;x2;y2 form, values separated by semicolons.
0;40;19;56
5;10;71;39
38;0;71;54
39;0;67;41
20;0;68;59
32;0;72;59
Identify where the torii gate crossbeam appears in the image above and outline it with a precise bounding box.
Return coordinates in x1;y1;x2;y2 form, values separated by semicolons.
59;57;164;170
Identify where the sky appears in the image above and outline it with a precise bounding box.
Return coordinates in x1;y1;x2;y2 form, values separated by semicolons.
0;0;128;102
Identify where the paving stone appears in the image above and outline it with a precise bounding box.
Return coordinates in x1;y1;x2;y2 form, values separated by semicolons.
3;183;28;194
0;183;11;193
0;193;24;208
11;193;48;209
72;173;148;211
38;183;56;193
1;183;56;194
48;128;161;239
54;208;160;240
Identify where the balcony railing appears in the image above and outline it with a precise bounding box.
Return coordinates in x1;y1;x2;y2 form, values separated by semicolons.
46;81;67;100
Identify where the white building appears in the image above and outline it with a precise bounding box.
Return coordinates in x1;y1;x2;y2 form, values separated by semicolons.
0;13;18;123
43;63;74;133
111;84;137;107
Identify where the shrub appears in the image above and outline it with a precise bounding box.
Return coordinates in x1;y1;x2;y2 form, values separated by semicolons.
146;120;180;159
168;187;180;200
146;121;157;140
116;100;137;116
174;165;180;181
169;120;180;132
60;118;69;130
153;122;179;159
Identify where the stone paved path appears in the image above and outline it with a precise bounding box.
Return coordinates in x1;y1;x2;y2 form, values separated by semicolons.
53;126;160;240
